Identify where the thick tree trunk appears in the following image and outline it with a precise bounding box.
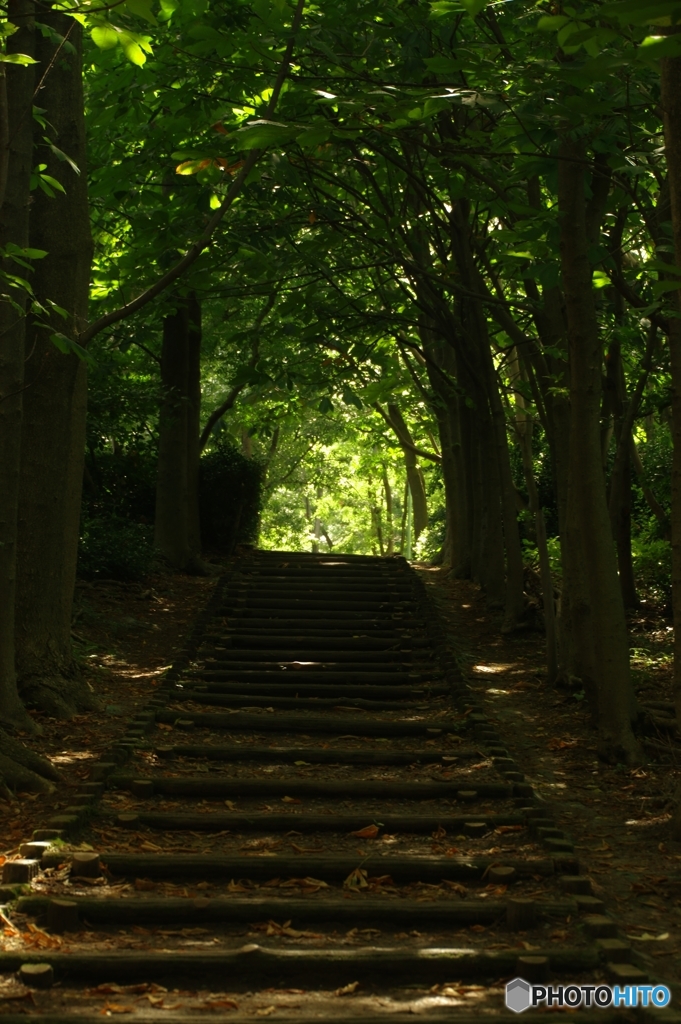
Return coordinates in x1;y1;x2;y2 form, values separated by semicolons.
387;404;428;539
0;0;36;732
660;54;681;834
155;294;204;573
16;15;95;717
558;136;640;763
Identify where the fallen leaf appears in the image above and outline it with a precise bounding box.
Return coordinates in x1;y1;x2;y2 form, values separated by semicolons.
201;998;239;1010
630;931;670;942
547;736;579;750
134;878;155;891
343;868;368;890
256;1007;277;1016
281;796;301;804
225;800;237;811
227;880;249;892
350;825;379;839
100;1003;133;1014
335;981;360;997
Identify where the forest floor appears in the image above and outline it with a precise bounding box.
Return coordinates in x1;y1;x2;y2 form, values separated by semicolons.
0;567;220;854
424;565;681;999
1;557;680;1009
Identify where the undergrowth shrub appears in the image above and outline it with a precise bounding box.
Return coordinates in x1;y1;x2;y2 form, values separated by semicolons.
200;439;263;553
632;534;672;607
78;516;154;581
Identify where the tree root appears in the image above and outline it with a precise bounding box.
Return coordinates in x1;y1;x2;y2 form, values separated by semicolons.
20;672;98;719
0;728;60;796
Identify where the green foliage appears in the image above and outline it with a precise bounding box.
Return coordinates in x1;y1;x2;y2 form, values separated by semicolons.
78;516;154;580
632;536;672;606
200;439;264;553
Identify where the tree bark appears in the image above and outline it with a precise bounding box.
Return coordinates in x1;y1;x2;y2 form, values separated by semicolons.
382;467;394;555
15;14;95;717
558;135;640;763
387;404;428;539
154;294;204;573
0;0;36;732
660;56;681;835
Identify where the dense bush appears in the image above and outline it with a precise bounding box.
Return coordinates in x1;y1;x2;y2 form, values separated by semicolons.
78;516;154;580
200;439;263;553
83;450;157;522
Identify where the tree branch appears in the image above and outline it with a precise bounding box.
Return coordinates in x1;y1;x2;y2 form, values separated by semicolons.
373;401;442;464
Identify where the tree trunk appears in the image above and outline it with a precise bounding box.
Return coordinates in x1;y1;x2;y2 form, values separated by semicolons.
558;136;640;763
154;294;204;573
382;467;394;555
0;0;36;732
660;55;681;834
15;14;95;717
387;404;428;539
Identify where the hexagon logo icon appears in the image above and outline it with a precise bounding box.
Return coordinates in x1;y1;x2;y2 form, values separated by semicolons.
506;977;532;1014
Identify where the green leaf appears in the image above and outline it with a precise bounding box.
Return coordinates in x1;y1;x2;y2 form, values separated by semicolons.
638;33;681;58
460;0;488;16
537;14;570;30
600;0;681;25
90;24;119;49
46;140;81;175
50;332;95;365
118;29;152;65
0;52;37;64
124;0;158;24
651;279;681;296
318;396;334;414
235;120;297;150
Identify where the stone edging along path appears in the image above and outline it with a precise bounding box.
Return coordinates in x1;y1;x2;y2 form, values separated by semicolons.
0;550;679;1022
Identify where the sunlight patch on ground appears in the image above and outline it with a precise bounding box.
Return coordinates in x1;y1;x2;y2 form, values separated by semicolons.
49;750;97;765
472;663;515;674
625;814;671;827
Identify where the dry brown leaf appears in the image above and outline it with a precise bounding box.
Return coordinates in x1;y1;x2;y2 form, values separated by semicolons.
256;1007;277;1017
227;880;249;892
134;878;155;891
547;736;579;750
201;998;239;1010
225;800;237;811
350;824;379;839
442;880;468;895
343;867;368;890
281;796;301;804
100;1003;133;1014
334;982;360;997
